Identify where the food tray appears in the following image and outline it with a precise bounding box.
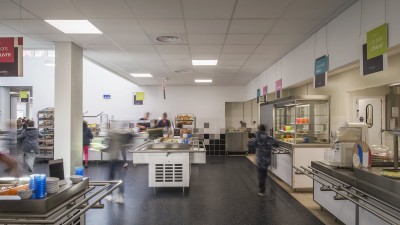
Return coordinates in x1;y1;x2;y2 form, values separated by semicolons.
380;169;400;180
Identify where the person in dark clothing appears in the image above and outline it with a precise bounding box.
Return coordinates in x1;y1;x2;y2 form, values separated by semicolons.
248;124;278;197
136;112;151;132
83;121;93;168
105;126;134;203
156;112;171;128
17;120;42;173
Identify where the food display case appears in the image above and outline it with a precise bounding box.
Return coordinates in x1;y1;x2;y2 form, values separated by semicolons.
261;95;331;190
175;113;196;133
274;95;330;144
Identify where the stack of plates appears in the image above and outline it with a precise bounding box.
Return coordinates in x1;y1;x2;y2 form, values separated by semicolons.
46;177;59;194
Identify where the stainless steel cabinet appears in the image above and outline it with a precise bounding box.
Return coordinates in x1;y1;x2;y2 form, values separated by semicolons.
226;131;249;154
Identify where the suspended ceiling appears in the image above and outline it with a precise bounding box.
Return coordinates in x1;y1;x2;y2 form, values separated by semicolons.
0;0;357;86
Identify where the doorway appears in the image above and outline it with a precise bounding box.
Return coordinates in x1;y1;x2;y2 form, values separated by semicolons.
354;97;384;146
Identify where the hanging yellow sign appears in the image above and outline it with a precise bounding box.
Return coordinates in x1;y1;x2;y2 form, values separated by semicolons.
19;91;28;99
136;92;144;101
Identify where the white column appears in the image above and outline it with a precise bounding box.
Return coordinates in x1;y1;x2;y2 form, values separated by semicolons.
0;87;11;131
54;42;83;177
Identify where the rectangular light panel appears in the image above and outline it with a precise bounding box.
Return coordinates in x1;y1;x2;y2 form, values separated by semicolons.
45;20;102;34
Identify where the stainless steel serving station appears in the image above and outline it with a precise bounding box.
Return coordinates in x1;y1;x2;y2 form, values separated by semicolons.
129;140;206;193
0;178;121;225
294;162;400;225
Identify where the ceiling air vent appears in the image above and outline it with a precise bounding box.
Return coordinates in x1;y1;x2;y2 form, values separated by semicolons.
154;36;181;43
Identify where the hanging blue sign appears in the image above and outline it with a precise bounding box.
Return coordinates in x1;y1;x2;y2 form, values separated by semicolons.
103;94;111;99
315;55;329;75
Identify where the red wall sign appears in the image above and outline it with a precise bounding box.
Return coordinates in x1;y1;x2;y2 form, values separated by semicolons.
0;38;15;63
275;79;282;91
0;37;23;77
262;85;267;95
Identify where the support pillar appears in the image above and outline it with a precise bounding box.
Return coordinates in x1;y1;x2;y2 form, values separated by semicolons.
54;42;83;177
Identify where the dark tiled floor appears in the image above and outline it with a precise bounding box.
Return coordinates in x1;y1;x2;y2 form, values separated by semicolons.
34;157;323;225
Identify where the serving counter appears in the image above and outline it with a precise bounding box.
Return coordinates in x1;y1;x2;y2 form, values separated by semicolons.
269;140;330;190
0;178;121;225
129;141;206;192
294;162;400;225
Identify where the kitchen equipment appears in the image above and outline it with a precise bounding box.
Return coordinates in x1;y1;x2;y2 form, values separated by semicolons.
324;142;354;167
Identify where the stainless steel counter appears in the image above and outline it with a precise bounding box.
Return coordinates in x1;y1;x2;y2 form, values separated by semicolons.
311;161;400;209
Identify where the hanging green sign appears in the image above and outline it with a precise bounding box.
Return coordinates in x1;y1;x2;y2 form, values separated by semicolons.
315;55;329;75
367;23;388;60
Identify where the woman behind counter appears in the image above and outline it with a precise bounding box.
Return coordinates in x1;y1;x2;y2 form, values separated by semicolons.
156;112;171;128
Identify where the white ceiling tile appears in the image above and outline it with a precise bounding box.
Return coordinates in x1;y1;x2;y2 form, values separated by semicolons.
2;20;61;34
155;45;190;54
122;45;157;54
187;34;226;45
69;0;134;19
254;45;293;55
84;44;121;51
182;0;236;19
108;34;152;45
185;20;229;34
282;0;349;19
190;45;222;54
228;20;276;34
191;53;220;59
163;59;192;66
140;20;185;33
216;65;241;74
219;54;250;60
0;1;35;19
239;65;266;74
125;0;183;19
269;19;323;34
247;54;277;60
28;33;72;43
0;23;21;34
225;34;264;45
160;53;191;60
234;0;293;19
21;0;85;19
218;58;247;66
222;45;257;54
261;34;306;45
91;19;144;34
244;58;275;67
69;34;113;45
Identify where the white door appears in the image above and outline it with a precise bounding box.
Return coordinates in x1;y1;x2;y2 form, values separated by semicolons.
357;98;383;145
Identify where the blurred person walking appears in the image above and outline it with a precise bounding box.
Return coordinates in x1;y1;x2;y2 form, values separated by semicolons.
105;124;134;203
17;120;42;173
248;124;278;199
82;121;93;168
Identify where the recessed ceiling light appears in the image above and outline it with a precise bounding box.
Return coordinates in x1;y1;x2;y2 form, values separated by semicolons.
130;73;153;78
192;60;218;66
195;79;212;83
45;20;102;34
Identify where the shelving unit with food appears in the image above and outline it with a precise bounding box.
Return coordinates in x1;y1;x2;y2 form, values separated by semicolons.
175;113;196;134
37;108;54;159
270;95;331;190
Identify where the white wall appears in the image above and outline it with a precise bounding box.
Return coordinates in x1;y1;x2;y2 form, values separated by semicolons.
245;0;400;100
83;59;245;132
0;57;55;121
